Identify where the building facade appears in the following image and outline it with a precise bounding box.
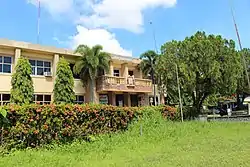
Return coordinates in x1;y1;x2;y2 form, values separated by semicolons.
0;39;155;106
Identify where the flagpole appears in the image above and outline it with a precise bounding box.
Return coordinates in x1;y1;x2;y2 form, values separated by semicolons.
229;0;250;90
37;0;40;44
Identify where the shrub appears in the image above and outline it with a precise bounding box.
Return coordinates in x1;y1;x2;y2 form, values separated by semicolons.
0;104;177;150
10;57;34;105
53;57;75;103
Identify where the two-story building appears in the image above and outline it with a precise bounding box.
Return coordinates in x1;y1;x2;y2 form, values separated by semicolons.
0;39;154;106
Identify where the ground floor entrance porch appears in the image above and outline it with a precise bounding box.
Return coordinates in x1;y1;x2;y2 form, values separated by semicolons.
98;92;149;107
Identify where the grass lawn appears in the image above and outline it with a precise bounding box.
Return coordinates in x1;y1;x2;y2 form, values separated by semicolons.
1;118;250;167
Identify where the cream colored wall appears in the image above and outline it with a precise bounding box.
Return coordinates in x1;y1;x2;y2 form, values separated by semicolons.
0;48;14;94
112;63;122;76
0;75;12;93
74;80;85;94
33;77;54;94
0;48;87;97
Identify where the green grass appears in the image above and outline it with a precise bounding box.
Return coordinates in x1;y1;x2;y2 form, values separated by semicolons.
1;114;250;167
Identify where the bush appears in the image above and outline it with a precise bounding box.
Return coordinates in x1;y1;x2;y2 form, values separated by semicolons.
0;104;177;150
53;57;75;103
10;57;34;105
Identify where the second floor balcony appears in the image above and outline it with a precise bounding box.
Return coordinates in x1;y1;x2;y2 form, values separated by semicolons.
96;75;152;93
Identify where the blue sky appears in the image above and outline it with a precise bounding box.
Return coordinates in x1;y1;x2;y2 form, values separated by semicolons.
0;0;249;57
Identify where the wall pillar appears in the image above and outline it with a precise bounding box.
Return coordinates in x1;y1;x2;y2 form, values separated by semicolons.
112;92;116;105
52;54;60;102
53;54;60;78
139;69;143;78
121;63;128;78
128;93;131;107
144;93;149;106
110;61;114;76
14;48;21;67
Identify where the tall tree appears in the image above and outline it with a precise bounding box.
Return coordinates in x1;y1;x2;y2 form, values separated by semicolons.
160;31;242;115
236;48;250;108
53;57;75;104
10;57;34;105
139;50;159;105
74;45;111;103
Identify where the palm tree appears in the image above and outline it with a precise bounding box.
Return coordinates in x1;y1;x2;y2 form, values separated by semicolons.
74;44;111;103
139;50;158;105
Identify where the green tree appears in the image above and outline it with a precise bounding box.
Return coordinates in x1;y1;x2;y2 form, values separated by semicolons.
53;57;75;103
74;45;111;103
235;48;250;109
10;57;34;105
139;50;159;105
160;31;242;115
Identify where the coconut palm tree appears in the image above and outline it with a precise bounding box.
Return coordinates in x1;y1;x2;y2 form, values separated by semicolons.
74;44;111;103
139;50;159;105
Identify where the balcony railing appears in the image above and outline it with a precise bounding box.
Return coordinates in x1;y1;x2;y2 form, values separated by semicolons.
97;75;152;93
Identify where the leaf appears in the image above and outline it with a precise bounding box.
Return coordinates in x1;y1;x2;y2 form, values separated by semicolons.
0;108;7;118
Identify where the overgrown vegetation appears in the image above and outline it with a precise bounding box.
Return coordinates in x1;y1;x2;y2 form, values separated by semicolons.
0;104;177;151
148;31;243;116
1;111;250;167
53;57;75;104
10;57;34;105
74;45;111;103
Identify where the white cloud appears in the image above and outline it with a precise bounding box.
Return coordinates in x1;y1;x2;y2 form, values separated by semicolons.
27;0;75;16
79;0;177;33
70;26;132;56
27;0;176;56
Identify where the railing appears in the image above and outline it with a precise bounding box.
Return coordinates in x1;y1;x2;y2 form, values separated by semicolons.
134;78;152;87
97;75;152;92
103;76;126;85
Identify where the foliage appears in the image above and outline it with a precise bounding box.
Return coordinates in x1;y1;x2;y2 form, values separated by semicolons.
2;122;250;166
159;31;242;115
237;48;250;94
0;104;176;150
74;45;111;103
53;57;75;104
10;57;34;105
139;50;158;81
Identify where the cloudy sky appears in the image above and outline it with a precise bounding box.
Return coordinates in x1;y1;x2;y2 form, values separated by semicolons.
0;0;250;57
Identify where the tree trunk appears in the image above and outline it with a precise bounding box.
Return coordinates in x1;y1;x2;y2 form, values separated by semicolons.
90;79;97;103
192;93;209;117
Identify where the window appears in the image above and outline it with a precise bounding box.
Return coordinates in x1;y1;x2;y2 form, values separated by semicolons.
113;69;120;77
0;93;10;105
69;63;80;79
29;59;51;76
33;94;51;104
74;95;84;104
0;56;12;73
128;71;134;76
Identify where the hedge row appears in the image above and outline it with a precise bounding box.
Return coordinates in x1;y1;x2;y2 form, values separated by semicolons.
0;104;177;149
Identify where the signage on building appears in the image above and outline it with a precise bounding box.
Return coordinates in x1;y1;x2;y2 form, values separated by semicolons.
99;95;108;104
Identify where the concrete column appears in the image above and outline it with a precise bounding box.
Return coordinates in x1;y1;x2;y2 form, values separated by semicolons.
52;54;60;102
110;61;114;76
144;93;149;106
121;63;128;78
248;103;250;115
139;69;143;78
53;54;60;78
112;92;116;105
14;48;21;67
128;93;131;107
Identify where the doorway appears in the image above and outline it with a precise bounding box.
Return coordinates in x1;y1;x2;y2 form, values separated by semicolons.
116;94;124;106
130;94;138;107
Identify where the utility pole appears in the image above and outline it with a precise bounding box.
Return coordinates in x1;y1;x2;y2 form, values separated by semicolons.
176;64;184;122
229;0;250;90
149;21;157;106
